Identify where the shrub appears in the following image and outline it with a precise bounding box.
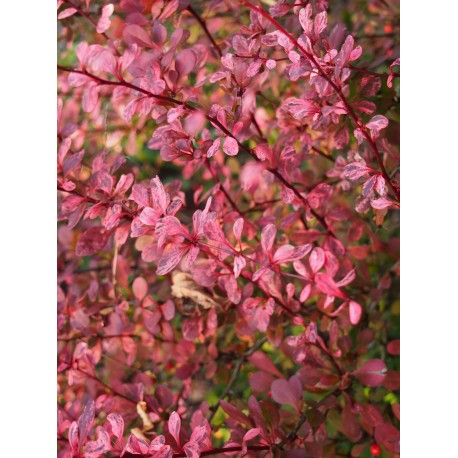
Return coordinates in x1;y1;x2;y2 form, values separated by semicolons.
57;1;400;457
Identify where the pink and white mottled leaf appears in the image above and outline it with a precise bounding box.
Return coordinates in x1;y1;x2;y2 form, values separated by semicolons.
261;224;276;254
96;4;113;33
371;197;396;209
343;162;371;181
78;400;95;449
156;246;187;276
107;413;124;443
168;411;181;447
223;136;239;156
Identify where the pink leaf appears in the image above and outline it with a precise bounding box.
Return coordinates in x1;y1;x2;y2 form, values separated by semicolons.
96;4;113;34
82;83;99;113
68;422;79;454
343;162;371;181
151;176;169;214
175;49;196;76
223;136;239;156
132;277;148;301
266;59;276;69
156;246;187;276
107;413;124;443
315;273;347;299
139;207;159;226
298;5;313;34
181;245;200;271
309;247;325;273
362;175;377;197
234;255;246;279
78;400;95;449
233;218;244;242
58;7;77;19
155;216;184;248
366;115;389;138
371;197;395;209
84;429;111;457
243;427;261;443
183;441;200;458
349;300;362;324
314;11;327;36
130;184;150;208
123;24;154;48
261;224;276;254
168;412;181;447
206;137;221;158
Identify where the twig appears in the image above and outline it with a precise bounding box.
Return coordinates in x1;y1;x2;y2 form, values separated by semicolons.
208;337;267;421
63;0;110;41
187;5;222;57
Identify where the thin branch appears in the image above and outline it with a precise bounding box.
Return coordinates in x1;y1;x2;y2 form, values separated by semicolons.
311;146;335;163
187;5;222;57
208;337;267;421
63;0;110;41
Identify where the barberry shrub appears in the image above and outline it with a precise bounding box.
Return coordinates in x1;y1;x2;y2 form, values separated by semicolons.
57;1;400;457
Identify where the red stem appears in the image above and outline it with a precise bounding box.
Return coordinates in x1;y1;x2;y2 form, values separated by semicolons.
186;5;222;57
63;0;110;41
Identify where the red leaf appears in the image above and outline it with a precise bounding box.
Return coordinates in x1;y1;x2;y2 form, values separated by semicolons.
271;376;302;409
387;339;400;355
248;351;282;377
249;371;276;393
76;227;110;257
374;423;400;454
354;359;387;387
220;400;253;427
